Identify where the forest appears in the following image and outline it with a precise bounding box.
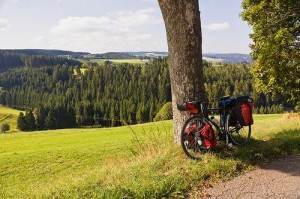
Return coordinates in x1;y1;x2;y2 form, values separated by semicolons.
0;57;292;131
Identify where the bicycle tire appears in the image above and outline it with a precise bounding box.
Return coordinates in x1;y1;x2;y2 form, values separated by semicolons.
180;115;207;160
226;113;251;146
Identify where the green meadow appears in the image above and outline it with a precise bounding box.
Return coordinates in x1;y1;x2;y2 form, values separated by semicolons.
0;113;299;198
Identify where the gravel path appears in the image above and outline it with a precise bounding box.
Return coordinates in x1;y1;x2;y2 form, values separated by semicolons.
190;154;300;199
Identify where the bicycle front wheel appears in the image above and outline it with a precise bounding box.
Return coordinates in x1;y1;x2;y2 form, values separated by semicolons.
181;115;207;160
227;114;251;146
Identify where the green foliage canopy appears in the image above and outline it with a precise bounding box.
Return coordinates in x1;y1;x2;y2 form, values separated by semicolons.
241;0;300;104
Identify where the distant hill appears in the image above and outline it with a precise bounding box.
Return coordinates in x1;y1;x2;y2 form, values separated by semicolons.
0;49;252;64
0;50;82;73
0;49;89;58
93;51;168;59
95;51;251;63
104;52;251;63
94;52;136;59
203;53;252;64
126;51;168;58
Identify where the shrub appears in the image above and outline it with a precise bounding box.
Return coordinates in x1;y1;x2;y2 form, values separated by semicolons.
153;102;173;122
0;123;10;133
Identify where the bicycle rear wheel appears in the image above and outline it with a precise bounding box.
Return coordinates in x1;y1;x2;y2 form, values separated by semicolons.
227;114;251;146
181;115;207;160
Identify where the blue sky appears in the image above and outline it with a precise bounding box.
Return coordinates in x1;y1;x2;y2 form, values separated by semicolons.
0;0;252;54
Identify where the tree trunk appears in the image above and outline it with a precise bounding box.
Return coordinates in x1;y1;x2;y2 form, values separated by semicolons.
158;0;206;143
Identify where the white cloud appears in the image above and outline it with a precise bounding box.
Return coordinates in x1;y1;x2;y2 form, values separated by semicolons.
0;18;8;31
48;8;162;52
116;8;160;27
204;22;230;31
51;8;160;34
50;16;119;34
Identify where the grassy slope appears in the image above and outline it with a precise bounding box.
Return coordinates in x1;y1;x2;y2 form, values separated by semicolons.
0;105;23;132
0;114;299;198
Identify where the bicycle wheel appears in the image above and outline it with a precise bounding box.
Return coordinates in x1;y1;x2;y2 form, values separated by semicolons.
181;115;207;160
227;114;251;146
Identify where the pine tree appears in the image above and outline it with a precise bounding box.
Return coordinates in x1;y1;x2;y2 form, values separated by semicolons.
25;110;36;131
36;106;46;130
17;112;27;131
45;110;56;129
66;107;76;128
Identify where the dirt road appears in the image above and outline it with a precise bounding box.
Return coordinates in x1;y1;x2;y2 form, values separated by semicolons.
191;154;300;199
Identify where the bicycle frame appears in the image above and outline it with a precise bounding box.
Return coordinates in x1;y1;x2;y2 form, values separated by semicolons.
192;106;233;146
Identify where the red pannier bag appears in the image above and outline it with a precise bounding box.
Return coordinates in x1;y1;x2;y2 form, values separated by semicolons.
233;96;254;126
184;123;217;149
184;124;197;147
199;123;217;149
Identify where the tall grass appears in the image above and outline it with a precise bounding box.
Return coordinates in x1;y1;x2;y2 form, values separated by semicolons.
0;114;299;198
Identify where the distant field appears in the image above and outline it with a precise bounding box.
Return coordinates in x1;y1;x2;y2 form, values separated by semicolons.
0;105;23;132
203;56;224;63
79;59;146;65
0;114;299;198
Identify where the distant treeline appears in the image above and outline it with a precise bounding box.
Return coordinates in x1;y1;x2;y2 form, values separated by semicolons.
0;51;82;72
0;49;88;57
94;52;137;59
17;108;76;131
0;58;291;130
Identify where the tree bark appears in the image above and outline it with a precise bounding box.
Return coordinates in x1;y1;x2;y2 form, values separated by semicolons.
158;0;206;143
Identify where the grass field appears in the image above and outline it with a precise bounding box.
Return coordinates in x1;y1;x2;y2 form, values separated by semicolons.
0;105;23;132
79;59;146;65
0;114;299;198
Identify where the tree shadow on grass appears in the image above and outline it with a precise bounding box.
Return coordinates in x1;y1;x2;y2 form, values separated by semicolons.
216;128;300;176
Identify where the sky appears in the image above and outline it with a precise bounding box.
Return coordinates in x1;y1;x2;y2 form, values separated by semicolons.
0;0;252;54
